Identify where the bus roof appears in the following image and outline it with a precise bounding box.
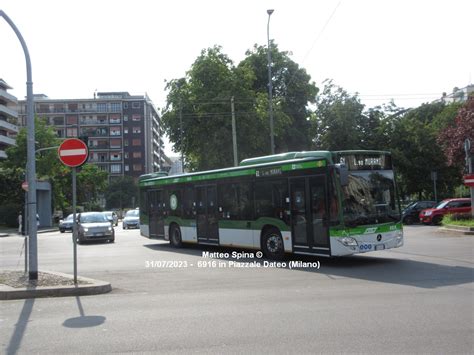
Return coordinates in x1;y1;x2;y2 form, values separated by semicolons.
239;151;334;166
139;150;391;187
139;155;329;187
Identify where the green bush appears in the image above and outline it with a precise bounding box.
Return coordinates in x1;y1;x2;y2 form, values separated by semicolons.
0;203;21;228
442;213;474;227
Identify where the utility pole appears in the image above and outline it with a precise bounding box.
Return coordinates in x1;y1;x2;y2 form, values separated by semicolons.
231;96;238;166
1;10;38;280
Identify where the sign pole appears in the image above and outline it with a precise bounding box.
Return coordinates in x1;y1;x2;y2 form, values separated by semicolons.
72;167;78;284
57;138;88;284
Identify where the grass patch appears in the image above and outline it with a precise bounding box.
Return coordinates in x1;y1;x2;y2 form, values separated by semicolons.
442;214;474;227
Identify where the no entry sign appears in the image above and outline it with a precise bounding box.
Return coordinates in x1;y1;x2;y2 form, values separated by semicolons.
58;138;89;167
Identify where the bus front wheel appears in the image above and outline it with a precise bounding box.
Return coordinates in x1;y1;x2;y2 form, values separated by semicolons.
169;224;183;248
262;228;284;260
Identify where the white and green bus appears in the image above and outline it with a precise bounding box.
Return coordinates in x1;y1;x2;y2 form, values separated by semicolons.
138;151;403;259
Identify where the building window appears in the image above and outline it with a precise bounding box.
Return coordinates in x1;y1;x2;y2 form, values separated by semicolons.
111;153;121;161
123;102;128;109
68;103;78;112
109;114;121;124
125;165;129;171
132;102;140;109
132;139;141;146
124;128;129;134
66;115;78;125
110;127;121;136
123;115;128;121
53;117;65;125
110;139;122;149
132;126;141;134
132;152;142;158
110;102;121;112
133;164;142;171
132;114;141;121
98;115;107;124
110;164;122;173
66;128;78;137
97;103;107;112
124;152;129;159
124;140;129;147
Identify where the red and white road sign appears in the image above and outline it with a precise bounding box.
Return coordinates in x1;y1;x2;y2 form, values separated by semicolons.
464;174;474;187
21;181;28;191
58;138;89;167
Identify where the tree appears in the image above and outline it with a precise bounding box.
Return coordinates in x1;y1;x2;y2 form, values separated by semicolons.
390;102;461;200
162;44;319;171
312;80;366;150
238;42;319;152
105;176;138;209
0;117;68;211
76;164;108;210
437;96;474;169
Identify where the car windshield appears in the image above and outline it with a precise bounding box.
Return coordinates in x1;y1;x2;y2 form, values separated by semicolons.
65;214;74;221
342;171;401;227
81;213;108;223
104;212;113;217
126;210;139;217
434;201;449;209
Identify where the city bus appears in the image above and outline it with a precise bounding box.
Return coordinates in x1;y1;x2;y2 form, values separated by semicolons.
138;151;403;258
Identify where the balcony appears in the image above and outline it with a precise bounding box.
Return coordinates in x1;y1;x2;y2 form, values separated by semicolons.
0;134;16;146
0;90;18;105
0;104;19;119
0;119;19;134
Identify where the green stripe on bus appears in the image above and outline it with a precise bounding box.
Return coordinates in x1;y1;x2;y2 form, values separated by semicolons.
329;222;402;237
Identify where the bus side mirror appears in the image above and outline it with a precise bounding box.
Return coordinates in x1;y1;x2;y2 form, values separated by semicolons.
336;164;349;186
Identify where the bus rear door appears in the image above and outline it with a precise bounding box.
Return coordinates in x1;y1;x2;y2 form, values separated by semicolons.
149;190;165;238
196;185;219;244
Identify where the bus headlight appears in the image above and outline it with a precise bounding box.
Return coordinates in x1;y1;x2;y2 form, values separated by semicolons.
396;230;403;246
83;227;88;232
338;237;358;247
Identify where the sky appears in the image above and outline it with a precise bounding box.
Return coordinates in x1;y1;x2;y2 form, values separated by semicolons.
1;0;473;155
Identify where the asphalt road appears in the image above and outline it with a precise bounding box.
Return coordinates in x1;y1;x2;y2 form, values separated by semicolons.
1;225;473;354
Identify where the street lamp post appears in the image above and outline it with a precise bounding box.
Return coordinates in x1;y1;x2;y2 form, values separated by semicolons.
267;9;275;155
1;10;38;280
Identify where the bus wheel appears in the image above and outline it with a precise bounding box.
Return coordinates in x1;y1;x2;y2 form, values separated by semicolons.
262;228;284;260
169;224;182;248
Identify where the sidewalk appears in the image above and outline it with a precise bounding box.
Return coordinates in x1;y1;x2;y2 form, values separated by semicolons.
0;270;111;300
0;227;58;238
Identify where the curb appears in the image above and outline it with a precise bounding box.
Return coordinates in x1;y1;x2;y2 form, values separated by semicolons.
440;225;474;236
0;270;112;300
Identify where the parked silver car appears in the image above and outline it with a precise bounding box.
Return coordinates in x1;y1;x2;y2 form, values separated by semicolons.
77;212;115;244
123;209;139;229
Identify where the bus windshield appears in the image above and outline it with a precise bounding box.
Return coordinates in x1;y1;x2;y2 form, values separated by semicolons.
342;171;401;227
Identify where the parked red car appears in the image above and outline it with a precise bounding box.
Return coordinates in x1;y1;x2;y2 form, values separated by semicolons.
419;198;471;225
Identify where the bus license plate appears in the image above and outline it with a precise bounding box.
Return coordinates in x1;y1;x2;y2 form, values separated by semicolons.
375;244;385;251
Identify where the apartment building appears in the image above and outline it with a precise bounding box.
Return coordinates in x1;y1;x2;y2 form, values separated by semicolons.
0;79;19;159
17;92;166;180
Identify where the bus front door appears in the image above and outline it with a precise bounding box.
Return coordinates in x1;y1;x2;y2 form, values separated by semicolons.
196;185;219;244
290;176;330;256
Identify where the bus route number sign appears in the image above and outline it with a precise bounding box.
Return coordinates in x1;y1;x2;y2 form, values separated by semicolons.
256;167;282;178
